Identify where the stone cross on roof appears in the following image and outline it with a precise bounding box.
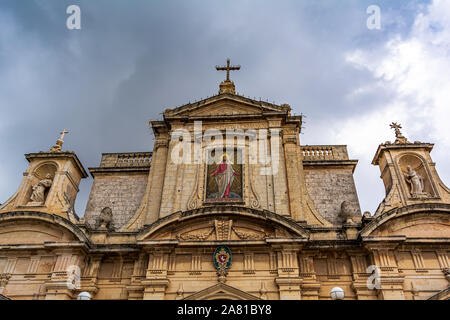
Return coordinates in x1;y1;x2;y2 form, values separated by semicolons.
216;58;240;82
390;122;409;144
50;129;69;153
59;129;69;141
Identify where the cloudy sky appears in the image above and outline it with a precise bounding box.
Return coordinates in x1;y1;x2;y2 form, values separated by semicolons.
1;0;449;216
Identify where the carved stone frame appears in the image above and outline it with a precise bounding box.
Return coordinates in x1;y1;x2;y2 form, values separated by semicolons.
202;145;245;206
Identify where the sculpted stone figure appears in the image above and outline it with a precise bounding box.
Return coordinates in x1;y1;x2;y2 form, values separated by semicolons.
340;201;355;224
28;174;53;205
404;165;428;198
97;207;113;231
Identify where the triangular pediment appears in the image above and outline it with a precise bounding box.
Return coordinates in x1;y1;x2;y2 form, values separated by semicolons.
164;94;290;119
184;282;260;300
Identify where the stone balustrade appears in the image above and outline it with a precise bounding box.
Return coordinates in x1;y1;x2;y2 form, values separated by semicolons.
99;152;152;168
301;145;349;161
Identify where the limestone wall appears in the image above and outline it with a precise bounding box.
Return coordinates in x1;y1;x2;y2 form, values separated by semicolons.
84;172;148;229
303;167;361;225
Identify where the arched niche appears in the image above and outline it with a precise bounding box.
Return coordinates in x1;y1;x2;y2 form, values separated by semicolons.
397;153;436;198
23;162;58;206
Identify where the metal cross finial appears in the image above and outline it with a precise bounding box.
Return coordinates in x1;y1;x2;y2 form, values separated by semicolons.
59;129;69;141
216;58;241;81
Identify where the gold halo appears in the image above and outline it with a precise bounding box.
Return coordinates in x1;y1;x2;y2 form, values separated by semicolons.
216;152;233;164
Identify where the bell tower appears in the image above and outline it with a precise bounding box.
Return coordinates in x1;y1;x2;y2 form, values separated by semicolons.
0;130;88;221
372;123;450;215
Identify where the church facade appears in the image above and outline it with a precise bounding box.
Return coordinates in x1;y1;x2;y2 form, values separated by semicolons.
0;62;449;300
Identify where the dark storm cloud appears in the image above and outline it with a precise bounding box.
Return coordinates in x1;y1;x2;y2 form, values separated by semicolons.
0;0;444;216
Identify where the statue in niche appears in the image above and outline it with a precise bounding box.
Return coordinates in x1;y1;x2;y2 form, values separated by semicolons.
97;207;113;231
28;174;53;205
404;165;429;198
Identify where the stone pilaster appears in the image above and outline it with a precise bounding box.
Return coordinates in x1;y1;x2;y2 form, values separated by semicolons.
145;123;169;225
366;245;405;300
45;250;84;300
142;248;171;300
298;252;321;300
126;252;147;300
274;246;302;300
80;254;103;297
282;128;304;221
348;251;375;300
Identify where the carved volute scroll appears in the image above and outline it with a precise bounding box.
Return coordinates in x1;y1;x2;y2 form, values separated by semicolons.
187;164;202;210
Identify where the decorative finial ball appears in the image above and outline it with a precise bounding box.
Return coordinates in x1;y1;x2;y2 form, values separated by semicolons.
77;291;91;300
330;287;345;300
